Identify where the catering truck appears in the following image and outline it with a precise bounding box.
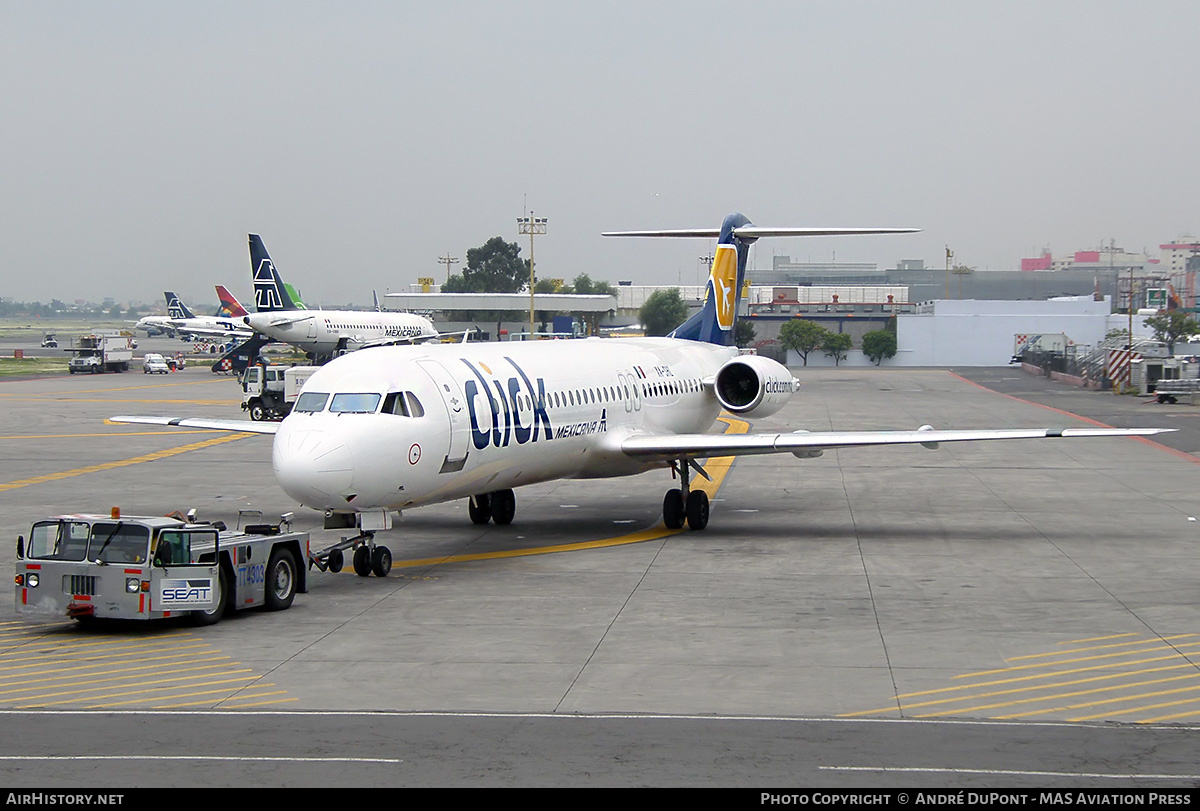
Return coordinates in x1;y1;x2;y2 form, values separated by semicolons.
14;509;309;626
241;364;319;421
67;333;135;374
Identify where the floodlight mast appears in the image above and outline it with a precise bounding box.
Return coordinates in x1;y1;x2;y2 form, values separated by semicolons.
518;212;547;334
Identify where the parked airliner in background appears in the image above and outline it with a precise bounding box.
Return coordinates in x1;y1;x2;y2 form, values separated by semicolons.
114;213;1170;578
134;290;253;339
162;291;255;341
242;235;437;362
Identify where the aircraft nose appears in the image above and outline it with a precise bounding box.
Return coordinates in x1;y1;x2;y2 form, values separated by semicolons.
273;427;355;507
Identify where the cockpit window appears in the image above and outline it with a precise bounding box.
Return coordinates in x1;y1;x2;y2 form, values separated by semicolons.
294;392;329;413
329;393;382;413
381;392;426;417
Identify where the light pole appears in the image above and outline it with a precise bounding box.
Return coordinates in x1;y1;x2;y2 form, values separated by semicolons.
517;212;547;335
437;253;459;284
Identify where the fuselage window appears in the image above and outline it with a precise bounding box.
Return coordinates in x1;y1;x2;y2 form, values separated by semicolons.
330;392;382;413
294;392;330;413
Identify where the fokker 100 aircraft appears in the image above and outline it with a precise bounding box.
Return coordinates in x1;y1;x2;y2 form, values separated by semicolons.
242;235;438;362
114;213;1169;577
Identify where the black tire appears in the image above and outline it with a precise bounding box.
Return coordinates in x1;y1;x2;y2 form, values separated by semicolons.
249;402;265;421
491;489;516;525
191;567;230;626
352;546;372;577
663;489;684;529
468;494;492;525
685;489;710;531
371;546;392;578
327;548;344;573
264;549;297;611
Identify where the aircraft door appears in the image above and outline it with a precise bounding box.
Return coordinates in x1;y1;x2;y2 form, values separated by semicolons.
417;359;470;473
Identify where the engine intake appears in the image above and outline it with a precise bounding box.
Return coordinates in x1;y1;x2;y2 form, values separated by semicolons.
713;355;796;418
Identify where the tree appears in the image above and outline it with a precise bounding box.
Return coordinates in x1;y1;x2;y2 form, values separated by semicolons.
861;329;897;365
734;319;756;349
778;319;831;366
640;288;689;337
570;273;616;296
822;331;852;366
1143;311;1199;354
443;237;530;293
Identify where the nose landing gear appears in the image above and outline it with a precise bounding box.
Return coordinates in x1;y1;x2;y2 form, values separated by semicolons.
309;531;392;577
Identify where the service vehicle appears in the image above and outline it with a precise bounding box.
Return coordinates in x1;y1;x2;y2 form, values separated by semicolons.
241;364;319;421
67;333;134;374
40;333;57;348
142;353;170;374
14;509;309;625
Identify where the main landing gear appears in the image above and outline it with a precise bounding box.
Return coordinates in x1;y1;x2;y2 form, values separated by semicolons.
309;531;392;577
663;458;710;531
467;489;516;526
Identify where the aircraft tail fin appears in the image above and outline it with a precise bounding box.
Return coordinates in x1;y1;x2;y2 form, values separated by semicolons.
603;214;918;346
164;291;195;320
248;235;299;312
215;285;249;318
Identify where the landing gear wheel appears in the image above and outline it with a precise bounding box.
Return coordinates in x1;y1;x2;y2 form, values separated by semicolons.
468;494;492;525
685;489;710;531
264;550;297;610
491;489;516;525
327;548;344;573
191;568;229;626
663;489;684;529
353;546;372;577
371;546;392;578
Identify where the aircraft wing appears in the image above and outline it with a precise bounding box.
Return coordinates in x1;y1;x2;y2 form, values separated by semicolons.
109;416;280;435
264;313;314;327
620;426;1172;460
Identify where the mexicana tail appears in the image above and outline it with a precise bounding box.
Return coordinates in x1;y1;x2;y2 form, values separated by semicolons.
248;234;299;312
164;291;196;320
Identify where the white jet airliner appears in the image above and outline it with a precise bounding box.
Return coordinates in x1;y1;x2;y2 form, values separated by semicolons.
114;213;1169;578
242;235;438;362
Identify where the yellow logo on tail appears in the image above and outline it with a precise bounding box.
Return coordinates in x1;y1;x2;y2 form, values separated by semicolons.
710;245;738;331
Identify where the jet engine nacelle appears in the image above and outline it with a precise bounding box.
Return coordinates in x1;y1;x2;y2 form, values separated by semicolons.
713;355;797;418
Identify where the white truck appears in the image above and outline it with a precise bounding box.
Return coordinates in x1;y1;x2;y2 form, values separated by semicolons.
241;364;319;421
14;509;309;626
67;333;135;374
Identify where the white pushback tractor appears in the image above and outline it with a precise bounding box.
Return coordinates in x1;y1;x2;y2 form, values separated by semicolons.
14;509;309;626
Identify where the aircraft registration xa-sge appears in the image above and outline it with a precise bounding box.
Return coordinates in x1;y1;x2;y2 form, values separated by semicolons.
114;213;1170;577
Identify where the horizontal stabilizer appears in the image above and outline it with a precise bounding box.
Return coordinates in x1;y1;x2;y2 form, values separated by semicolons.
602;226;920;239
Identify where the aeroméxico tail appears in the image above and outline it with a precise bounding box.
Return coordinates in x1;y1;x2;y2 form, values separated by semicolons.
114;213;1169;576
243;235;437;361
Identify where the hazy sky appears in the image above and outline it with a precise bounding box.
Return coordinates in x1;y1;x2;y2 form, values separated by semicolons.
3;1;1198;307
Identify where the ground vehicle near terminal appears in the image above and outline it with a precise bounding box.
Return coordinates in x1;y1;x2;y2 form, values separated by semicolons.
14;509;309;626
41;333;57;348
142;353;170;374
67;333;134;374
241;364;319;421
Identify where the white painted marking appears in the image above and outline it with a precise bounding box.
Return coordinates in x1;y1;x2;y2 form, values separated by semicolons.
822;765;1200;780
